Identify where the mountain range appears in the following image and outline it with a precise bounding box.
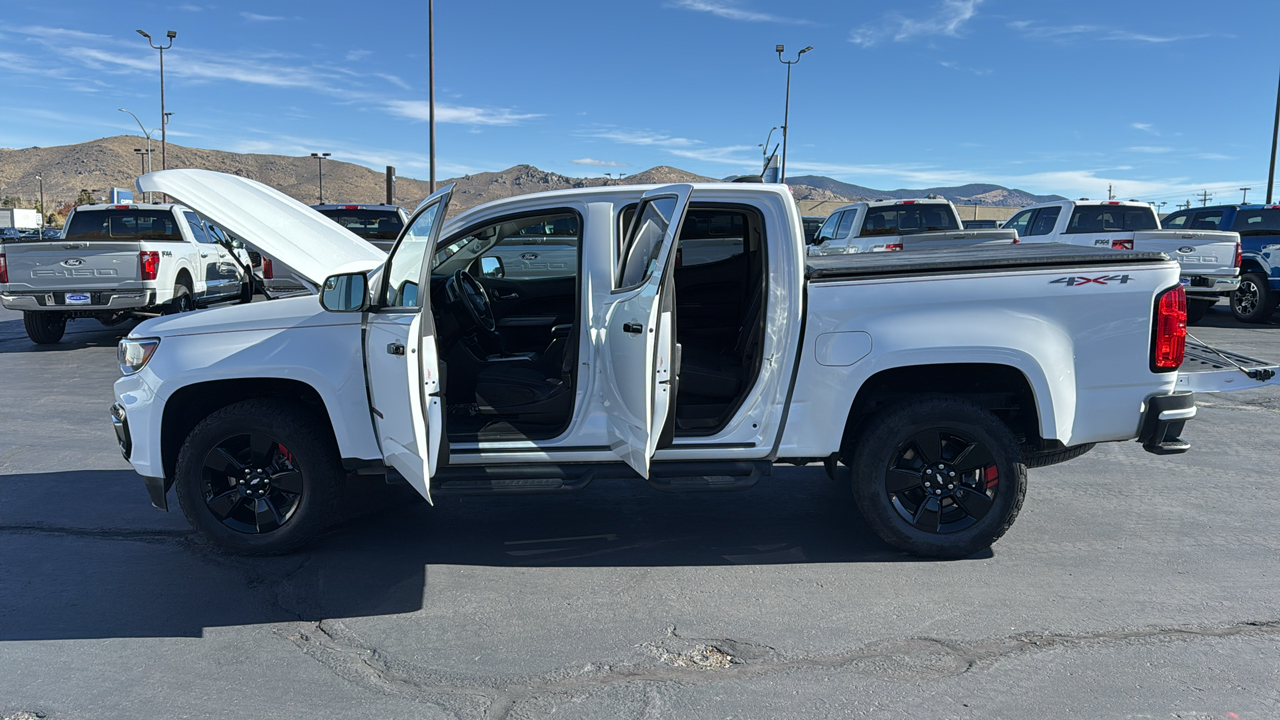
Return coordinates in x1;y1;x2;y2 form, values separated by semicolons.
0;136;1060;219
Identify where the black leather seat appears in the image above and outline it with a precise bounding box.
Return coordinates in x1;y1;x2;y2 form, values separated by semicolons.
473;330;577;419
679;284;763;401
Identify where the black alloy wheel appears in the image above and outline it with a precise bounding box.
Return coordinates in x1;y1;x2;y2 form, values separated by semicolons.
883;428;999;535
200;433;303;534
847;396;1027;558
1231;272;1278;324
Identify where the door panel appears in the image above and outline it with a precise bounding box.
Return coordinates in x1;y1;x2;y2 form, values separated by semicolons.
363;184;454;502
601;185;692;477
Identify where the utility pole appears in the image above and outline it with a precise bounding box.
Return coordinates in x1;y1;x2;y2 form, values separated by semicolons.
428;0;436;193
775;44;813;184
1107;184;1115;201
35;173;44;231
1268;65;1280;204
137;30;176;170
1241;187;1252;204
1199;190;1213;207
311;153;331;203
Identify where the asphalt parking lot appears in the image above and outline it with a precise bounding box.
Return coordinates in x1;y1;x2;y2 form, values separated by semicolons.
2;302;1279;719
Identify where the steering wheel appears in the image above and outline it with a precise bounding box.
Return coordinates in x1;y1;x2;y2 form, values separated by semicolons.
447;269;496;333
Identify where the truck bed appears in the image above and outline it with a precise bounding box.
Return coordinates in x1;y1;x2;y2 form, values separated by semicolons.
806;243;1170;281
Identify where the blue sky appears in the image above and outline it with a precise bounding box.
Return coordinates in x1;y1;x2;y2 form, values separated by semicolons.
1;0;1277;205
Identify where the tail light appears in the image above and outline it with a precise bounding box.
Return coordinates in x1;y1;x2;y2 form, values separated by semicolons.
885;243;904;251
262;258;274;279
1234;242;1242;268
0;253;7;284
1111;239;1134;250
1151;286;1186;372
139;251;159;280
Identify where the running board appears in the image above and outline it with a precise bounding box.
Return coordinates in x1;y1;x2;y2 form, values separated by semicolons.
645;460;770;493
432;464;597;496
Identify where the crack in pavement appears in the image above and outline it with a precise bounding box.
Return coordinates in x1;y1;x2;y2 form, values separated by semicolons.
275;617;1280;719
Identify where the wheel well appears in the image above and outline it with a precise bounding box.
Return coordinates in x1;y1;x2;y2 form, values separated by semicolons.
174;269;193;291
160;378;339;480
1240;259;1268;277
841;363;1043;453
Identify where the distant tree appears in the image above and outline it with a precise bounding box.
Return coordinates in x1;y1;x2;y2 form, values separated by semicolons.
0;196;20;209
46;213;65;229
74;189;95;206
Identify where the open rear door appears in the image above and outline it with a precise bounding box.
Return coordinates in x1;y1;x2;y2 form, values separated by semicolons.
600;184;692;477
365;185;454;502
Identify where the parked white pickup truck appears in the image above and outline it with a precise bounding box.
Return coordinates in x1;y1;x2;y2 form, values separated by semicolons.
110;170;1279;560
1007;200;1241;322
0;203;252;343
807;198;1017;255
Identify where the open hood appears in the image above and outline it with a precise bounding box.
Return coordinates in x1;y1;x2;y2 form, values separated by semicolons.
137;169;387;284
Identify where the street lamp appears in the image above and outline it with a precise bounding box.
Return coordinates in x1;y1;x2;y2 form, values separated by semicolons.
776;44;813;184
759;126;779;176
119;108;159;201
311;152;332;203
1241;187;1252;204
137;29;176;170
35;174;44;232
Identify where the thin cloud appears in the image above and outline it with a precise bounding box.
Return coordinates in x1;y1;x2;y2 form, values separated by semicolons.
240;12;284;21
1132;122;1157;134
1126;146;1175;154
572;158;629;167
850;0;980;47
345;50;372;61
590;128;759;167
667;0;810;24
384;100;542;126
1008;21;1219;43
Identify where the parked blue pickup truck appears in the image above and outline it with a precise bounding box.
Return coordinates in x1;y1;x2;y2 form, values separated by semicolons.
1161;204;1280;322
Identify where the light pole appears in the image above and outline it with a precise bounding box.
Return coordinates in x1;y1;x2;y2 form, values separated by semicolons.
1268;66;1280;204
604;173;614;185
758;126;779;176
137;29;176;170
36;174;44;232
311;152;331;203
428;0;436;192
776;44;812;184
1241;187;1252;204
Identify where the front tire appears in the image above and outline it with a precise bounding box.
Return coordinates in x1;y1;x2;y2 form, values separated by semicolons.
174;399;342;554
23;311;66;344
1185;298;1215;324
846;396;1027;558
1230;272;1277;324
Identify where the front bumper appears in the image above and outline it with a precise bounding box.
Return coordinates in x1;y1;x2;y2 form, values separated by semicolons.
1;290;154;311
1138;391;1195;455
111;401;170;510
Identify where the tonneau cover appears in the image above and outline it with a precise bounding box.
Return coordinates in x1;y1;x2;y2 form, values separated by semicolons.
806;243;1171;280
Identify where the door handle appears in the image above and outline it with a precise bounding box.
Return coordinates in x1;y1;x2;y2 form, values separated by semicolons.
496;292;519;300
387;342;405;356
200;252;209;257
622;322;644;335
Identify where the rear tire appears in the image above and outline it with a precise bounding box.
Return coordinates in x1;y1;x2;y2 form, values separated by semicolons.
846;396;1027;558
174;399;343;555
1185;298;1215;325
167;284;195;314
1230;272;1277;324
23;311;66;344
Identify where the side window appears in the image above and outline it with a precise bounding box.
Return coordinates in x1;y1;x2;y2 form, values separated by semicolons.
474;212;580;280
677;210;744;267
1190;210;1225;231
383;202;441;308
1162;212;1192;230
1231;209;1280;234
183;212;212;243
815;212;842;243
617;196;677;290
1003;209;1036;236
834;210;857;239
1027;207;1061;236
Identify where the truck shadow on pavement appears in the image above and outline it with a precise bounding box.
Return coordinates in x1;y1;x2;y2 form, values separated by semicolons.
0;317;141;353
0;467;974;641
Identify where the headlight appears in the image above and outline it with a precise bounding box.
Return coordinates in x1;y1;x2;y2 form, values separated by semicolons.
118;337;160;375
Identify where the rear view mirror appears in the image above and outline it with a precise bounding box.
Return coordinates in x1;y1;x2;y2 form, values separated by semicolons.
320;272;370;312
479;255;505;279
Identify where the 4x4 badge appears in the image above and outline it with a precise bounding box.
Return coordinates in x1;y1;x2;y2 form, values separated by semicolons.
1050;274;1132;286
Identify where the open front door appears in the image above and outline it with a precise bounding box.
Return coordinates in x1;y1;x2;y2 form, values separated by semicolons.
601;184;692;477
364;185;454;502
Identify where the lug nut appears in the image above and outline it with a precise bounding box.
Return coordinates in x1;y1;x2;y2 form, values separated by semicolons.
949;471;955;477
934;489;942;495
924;481;931;487
948;484;954;489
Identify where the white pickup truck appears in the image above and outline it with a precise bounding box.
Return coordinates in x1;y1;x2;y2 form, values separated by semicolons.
0;203;252;343
110;170;1279;560
1007;200;1242;322
807;198;1018;256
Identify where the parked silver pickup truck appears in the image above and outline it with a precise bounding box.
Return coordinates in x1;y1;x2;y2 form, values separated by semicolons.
807;198;1018;255
0;203;252;343
1008;200;1241;322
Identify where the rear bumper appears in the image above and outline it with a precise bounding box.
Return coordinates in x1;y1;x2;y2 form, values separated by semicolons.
1138;391;1195;455
1;289;154;311
1183;275;1239;297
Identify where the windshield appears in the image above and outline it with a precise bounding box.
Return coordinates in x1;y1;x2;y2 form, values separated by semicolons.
64;209;183;241
1065;205;1158;233
859;204;959;237
315;208;405;240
